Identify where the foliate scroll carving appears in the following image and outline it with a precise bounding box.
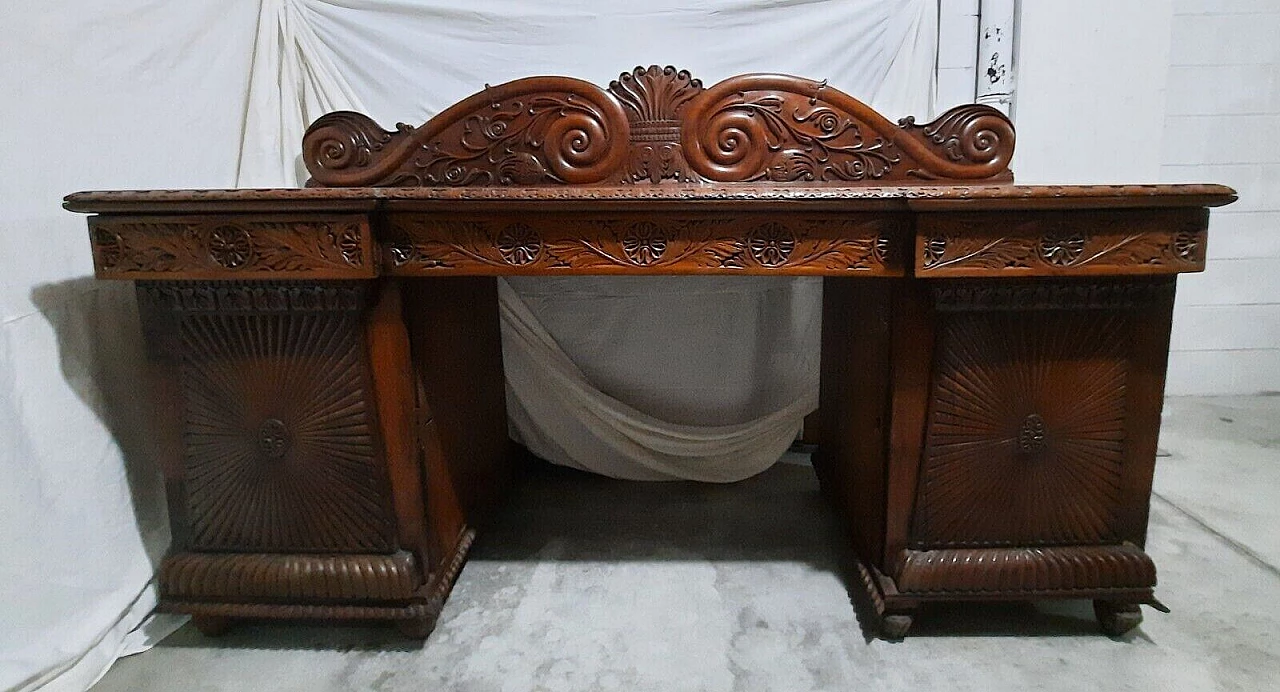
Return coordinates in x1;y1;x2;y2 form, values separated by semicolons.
915;208;1209;276
897;105;1015;180
302;66;1016;187
304;77;630;187
88;215;373;279
383;213;908;276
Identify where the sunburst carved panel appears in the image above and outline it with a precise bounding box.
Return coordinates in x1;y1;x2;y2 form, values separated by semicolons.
913;311;1131;548
178;311;395;552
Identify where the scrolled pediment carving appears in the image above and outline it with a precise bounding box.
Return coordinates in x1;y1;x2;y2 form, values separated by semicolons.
303;66;1015;187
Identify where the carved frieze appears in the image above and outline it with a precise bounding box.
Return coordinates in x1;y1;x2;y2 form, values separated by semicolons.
383;214;908;276
915;208;1209;276
89;215;374;279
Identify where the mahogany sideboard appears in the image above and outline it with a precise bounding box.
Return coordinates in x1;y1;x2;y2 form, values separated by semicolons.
65;67;1236;639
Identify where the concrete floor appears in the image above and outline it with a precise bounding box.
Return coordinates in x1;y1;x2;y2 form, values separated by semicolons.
93;396;1280;691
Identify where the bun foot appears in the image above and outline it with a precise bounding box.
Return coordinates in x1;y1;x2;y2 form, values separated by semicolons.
1094;600;1143;637
395;614;438;639
881;613;914;640
191;614;233;637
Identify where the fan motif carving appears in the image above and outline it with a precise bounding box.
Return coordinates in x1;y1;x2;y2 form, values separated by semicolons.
179;312;395;552
913;311;1130;548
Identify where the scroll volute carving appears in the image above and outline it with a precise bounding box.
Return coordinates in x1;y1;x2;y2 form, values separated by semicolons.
680;74;1014;183
304;77;631;187
303;66;1015;187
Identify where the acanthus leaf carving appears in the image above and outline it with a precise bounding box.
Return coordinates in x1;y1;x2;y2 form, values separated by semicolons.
88;216;374;278
385;215;906;275
916;209;1209;276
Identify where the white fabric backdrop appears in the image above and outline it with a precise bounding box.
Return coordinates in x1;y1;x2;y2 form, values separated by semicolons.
0;0;937;688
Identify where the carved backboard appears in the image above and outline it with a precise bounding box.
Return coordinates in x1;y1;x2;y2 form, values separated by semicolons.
303;66;1015;188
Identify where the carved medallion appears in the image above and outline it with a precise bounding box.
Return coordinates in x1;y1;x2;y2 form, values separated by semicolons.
92;228;123;269
1017;414;1048;453
257;418;291;459
922;236;948;267
1173;228;1201;262
496;223;542;265
747;222;797;267
621;221;667;265
208;225;254;269
1039;231;1087;266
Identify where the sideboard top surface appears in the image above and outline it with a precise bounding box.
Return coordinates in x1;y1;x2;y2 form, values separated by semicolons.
64;183;1237;215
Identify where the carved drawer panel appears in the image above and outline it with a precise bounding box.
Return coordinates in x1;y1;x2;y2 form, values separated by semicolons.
912;310;1131;548
383;212;909;276
914;208;1207;277
176;306;396;553
88;214;375;280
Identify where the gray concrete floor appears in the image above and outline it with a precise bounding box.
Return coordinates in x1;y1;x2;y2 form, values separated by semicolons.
92;396;1280;691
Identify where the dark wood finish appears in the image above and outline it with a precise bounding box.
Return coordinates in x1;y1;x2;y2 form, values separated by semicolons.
65;67;1236;641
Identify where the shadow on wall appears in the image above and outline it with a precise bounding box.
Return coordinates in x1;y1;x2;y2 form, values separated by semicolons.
30;278;171;570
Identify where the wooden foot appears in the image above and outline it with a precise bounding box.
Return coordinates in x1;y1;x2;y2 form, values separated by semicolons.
1094;600;1143;637
881;612;914;640
395;613;438;639
191;614;233;637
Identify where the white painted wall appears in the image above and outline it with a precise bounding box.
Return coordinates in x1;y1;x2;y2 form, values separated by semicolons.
1012;0;1280;394
1013;1;1174;183
1162;0;1280;395
936;0;979;109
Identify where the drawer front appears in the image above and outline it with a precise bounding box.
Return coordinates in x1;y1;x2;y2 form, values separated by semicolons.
911;308;1132;548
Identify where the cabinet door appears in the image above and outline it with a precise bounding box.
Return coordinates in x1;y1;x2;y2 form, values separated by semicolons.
151;284;399;553
910;282;1171;550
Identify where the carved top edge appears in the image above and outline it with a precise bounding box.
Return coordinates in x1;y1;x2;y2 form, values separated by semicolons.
64;184;1238;214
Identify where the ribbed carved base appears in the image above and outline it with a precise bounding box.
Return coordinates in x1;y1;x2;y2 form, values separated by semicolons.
856;543;1160;639
892;542;1157;597
160;528;476;639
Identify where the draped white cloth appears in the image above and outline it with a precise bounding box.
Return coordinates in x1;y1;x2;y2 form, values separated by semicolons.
1;1;937;688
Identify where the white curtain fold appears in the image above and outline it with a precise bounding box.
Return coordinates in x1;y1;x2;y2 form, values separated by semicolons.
500;280;819;482
237;0;367;187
